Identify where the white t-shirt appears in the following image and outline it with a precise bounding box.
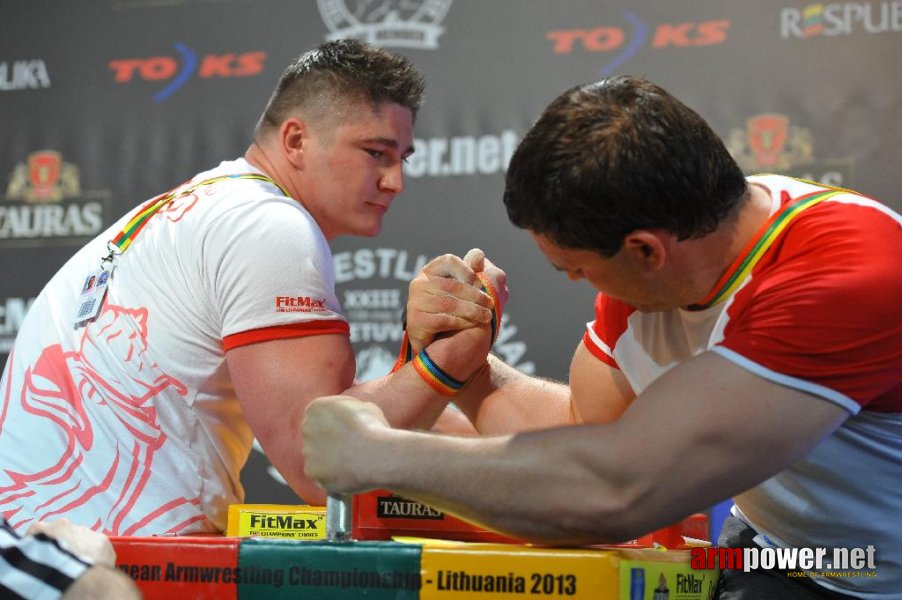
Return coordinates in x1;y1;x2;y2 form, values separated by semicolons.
0;159;349;535
582;175;901;598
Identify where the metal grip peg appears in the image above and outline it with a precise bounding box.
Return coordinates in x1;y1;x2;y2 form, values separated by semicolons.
325;493;352;541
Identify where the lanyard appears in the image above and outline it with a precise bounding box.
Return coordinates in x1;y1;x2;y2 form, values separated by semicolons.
102;173;288;265
690;187;844;309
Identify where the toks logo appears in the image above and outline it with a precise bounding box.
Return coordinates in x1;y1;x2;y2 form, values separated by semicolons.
726;113;854;187
547;11;730;75
109;44;266;103
2;151;111;247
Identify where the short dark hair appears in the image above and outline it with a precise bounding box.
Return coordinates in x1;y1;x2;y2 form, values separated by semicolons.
256;39;425;137
503;76;748;257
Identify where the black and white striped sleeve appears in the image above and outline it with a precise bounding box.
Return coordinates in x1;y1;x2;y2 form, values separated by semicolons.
0;519;92;600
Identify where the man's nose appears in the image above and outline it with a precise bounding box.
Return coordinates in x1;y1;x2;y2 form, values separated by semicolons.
379;162;404;194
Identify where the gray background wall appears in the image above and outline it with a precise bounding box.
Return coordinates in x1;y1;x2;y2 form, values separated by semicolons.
2;0;900;504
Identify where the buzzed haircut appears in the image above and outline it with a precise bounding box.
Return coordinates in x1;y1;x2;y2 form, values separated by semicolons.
256;39;425;138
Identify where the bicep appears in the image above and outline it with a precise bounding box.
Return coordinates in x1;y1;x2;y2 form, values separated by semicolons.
227;334;355;435
569;342;636;424
451;355;573;434
226;334;355;501
456;342;636;434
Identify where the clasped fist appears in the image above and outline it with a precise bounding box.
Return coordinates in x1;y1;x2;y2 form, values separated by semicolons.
302;395;390;495
405;248;508;354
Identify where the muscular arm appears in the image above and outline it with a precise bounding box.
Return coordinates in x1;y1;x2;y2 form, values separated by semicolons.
452;342;636;432
227;329;491;504
227;335;355;504
404;249;635;433
232;249;622;505
303;351;849;544
226;248;502;506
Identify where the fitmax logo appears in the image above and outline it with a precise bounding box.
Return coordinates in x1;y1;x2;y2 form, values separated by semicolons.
547;11;730;76
275;296;326;311
109;44;266;103
249;515;320;530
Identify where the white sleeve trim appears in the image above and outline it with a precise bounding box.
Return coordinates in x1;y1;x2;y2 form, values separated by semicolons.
830;194;902;226
584;321;615;359
711;346;861;415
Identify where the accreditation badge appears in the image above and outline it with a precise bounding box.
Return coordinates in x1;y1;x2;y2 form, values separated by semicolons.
74;266;114;326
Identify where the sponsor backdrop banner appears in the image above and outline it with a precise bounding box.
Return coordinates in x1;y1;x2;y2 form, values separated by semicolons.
2;0;900;504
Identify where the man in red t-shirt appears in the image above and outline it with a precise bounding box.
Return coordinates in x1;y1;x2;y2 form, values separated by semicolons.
302;76;901;599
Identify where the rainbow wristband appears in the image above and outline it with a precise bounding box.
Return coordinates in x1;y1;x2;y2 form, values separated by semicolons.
390;273;504;377
411;347;466;396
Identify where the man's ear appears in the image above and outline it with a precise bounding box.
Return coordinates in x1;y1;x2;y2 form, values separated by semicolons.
621;230;668;270
281;117;306;169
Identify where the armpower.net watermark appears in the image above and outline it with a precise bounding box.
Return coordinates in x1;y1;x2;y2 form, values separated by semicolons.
691;545;878;578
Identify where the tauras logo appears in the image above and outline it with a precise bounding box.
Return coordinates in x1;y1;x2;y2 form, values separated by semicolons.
377;495;444;519
726;113;854;187
727;113;813;172
318;0;452;49
1;151;110;247
0;59;51;91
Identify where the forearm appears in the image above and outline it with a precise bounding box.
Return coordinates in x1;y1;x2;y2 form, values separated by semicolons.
232;331;478;505
453;355;575;433
374;353;853;545
361;425;642;545
344;333;482;431
302;398;670;545
305;354;852;546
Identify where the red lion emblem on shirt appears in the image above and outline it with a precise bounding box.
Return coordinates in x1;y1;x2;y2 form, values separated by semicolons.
0;304;194;534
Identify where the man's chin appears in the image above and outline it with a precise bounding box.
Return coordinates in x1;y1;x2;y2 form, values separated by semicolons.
338;222;383;238
362;218;385;237
628;302;670;313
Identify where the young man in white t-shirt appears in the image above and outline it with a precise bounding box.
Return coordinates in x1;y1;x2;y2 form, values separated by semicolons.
0;39;502;536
